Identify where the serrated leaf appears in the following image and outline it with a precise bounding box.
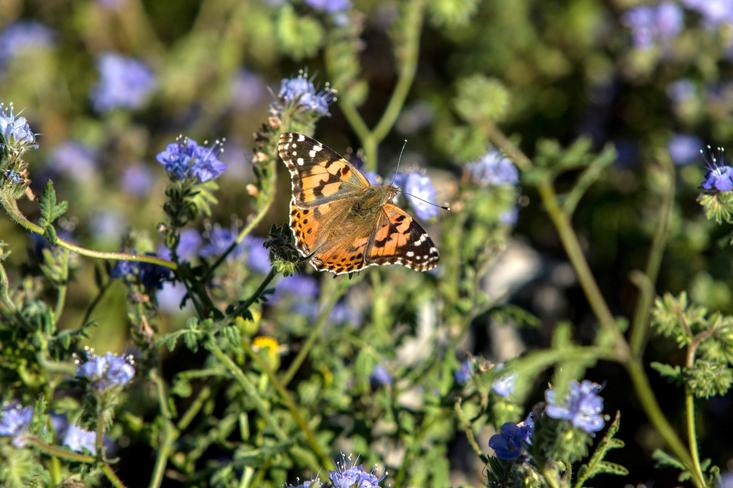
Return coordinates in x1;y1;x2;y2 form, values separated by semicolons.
650;362;683;384
38;180;68;228
574;412;627;487
596;461;629;476
652;449;687;471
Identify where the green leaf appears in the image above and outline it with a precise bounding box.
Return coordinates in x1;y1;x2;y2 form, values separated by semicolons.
652;449;687;472
650;362;683;385
37;180;68;229
574;412;628;487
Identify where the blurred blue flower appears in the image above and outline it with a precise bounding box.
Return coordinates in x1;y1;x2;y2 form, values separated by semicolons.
98;0;126;10
682;0;733;27
89;210;126;243
91;53;155;112
231;70;267;111
121;163;154;196
48;141;96;182
159;229;203;262
156;137;227;183
364;171;381;186
329;301;362;327
622;3;683;49
278;73;335;116
454;359;473;385
467;150;519;187
286;479;320;488
0;103;37;152
0;402;33;446
399;171;439;221
157;281;189;314
0;21;54;68
200;224;244;259
329;455;383;488
492;364;516;398
701;165;733;192
62;424;97;454
545;380;605;434
110;259;136;279
305;0;350;12
243;235;271;273
500;207;519;226
274;275;319;302
77;351;135;390
488;421;532;461
370;365;392;388
138;259;172;291
668;134;702;165
667;79;696;103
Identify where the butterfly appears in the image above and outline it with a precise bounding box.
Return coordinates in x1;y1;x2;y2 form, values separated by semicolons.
277;132;440;275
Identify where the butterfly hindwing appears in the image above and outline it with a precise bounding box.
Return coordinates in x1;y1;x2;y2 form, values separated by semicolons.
366;203;439;271
278;132;369;207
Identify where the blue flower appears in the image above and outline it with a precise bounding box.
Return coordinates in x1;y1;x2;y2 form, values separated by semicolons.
231;70;267;111
200;224;244;259
77;351;136;390
454;359;473;385
286;479;320;488
121;163;154;196
0;22;54;68
0;103;37;152
112;254;172;291
159;229;203;262
89;210;126;243
243;235;271;273
278;73;335;116
500;207;518;226
701;165;733;192
305;0;350;12
156;136;227;183
157;281;190;314
467;151;519;187
329;455;383;488
0;402;33;446
488;421;532;461
2;169;24;185
622;3;683;49
667;79;696;104
545;380;605;434
398;171;439;221
669;134;702;165
91;53;155;112
48;141;97;182
329;301;362;327
370;365;392;388
273;275;319;302
62;424;97;454
491;364;516;398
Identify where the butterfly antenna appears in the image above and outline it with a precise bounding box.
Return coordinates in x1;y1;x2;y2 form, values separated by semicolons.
402;191;451;211
389;139;409;186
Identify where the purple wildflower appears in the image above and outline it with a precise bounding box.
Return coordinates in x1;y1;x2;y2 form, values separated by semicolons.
545;380;605;434
199;224;244;259
0;402;33;446
329;301;362;327
156;136;227;183
467;150;519;187
77;351;136;390
231;70;267;111
62;424;97;454
455;359;473;385
491;364;516;398
305;0;351;13
397;171;439;221
370;365;393;388
667;79;696;103
0;102;37;152
329;454;384;488
243;235;271;274
48;141;96;182
121;163;154;196
278;72;335;116
701;165;733;192
622;3;683;49
0;22;54;68
669;134;702;165
500;207;519;226
157;281;189;314
273;275;319;302
682;0;733;27
91;53;155;112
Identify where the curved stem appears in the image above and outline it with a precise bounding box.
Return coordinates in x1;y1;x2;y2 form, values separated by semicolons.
0;194;177;270
149;370;178;488
630;156;675;357
229;267;278;318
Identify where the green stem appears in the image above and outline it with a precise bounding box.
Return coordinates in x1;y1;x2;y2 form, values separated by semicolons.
149;370;178;488
177;385;212;431
241;339;334;471
79;276;112;327
685;391;705;487
101;464;128;488
0;194;177;270
96;408;106;459
630;156;675;357
53;250;69;324
229;267;279;317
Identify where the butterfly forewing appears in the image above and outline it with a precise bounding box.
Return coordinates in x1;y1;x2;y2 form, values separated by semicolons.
278;132;369;207
278;132;440;275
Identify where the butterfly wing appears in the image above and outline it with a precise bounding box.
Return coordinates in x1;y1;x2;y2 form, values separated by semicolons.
278;132;370;207
365;203;440;271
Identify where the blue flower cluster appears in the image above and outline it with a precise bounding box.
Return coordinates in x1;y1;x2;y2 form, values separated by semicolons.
467;150;519;187
156;136;227;183
488;414;534;461
399;171;439;221
622;3;682;49
0;102;37;153
91;53;155;112
668;134;702;165
304;0;350;13
545;380;605;434
491;363;516;398
700;146;733;193
48;141;97;182
0;21;54;68
0;402;33;447
0;403;99;453
111;254;172;290
369;365;392;388
76;351;136;391
682;0;733;27
278;72;336;117
454;359;473;385
287;453;384;488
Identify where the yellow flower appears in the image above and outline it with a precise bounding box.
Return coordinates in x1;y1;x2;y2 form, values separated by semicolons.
253;336;280;366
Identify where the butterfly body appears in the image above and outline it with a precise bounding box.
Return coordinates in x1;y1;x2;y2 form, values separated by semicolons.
278;132;439;275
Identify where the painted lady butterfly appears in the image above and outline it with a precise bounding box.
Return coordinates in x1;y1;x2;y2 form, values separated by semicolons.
278;132;440;274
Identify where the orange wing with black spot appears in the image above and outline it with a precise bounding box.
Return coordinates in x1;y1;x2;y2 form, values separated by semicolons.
365;203;440;271
278;132;369;206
